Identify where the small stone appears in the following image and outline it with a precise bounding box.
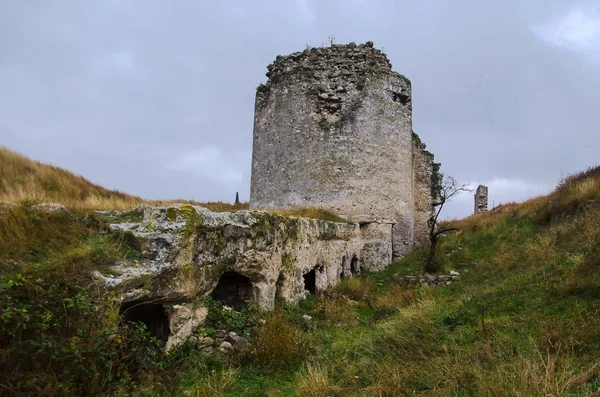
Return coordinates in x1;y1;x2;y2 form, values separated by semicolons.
188;336;198;345
218;341;234;354
449;270;460;276
201;346;214;354
233;337;251;353
199;337;214;346
214;338;225;346
365;41;374;48
215;329;227;338
227;331;240;344
445;281;452;285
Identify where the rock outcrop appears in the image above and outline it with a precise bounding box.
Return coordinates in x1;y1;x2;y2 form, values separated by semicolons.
95;204;391;348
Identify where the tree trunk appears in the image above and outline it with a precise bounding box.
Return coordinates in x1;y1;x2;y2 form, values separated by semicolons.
424;237;437;273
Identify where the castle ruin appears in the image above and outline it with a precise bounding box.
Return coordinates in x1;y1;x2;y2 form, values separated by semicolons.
98;43;441;347
474;185;489;213
250;42;439;263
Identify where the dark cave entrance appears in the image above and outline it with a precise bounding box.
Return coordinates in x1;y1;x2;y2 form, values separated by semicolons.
350;255;360;275
341;256;347;278
120;301;171;343
210;271;253;310
275;271;285;302
303;268;316;294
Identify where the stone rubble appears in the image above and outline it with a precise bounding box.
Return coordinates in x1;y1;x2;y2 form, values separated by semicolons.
400;271;461;288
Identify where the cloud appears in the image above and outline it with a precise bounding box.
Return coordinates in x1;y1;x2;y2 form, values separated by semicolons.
90;49;136;73
533;4;600;61
295;0;315;24
442;178;553;220
166;147;244;185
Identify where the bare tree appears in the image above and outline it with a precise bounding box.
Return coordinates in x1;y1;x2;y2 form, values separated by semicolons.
424;175;471;273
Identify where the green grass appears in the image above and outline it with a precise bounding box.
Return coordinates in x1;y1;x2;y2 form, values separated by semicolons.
2;165;600;395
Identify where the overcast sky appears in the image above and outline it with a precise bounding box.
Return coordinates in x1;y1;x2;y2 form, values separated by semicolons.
1;1;599;218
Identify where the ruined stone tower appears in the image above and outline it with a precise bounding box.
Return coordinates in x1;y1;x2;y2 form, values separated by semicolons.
474;185;489;214
250;42;437;262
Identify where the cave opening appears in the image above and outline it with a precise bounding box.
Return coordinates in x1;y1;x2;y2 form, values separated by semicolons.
351;255;360;275
120;301;171;344
303;268;316;294
210;271;253;310
275;270;285;302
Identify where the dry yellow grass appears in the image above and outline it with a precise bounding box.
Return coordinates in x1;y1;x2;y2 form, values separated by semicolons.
0;147;248;211
295;365;342;397
251;309;302;368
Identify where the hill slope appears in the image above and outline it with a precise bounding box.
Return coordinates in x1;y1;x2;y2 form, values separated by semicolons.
219;167;600;395
0;147;247;211
0;147;147;209
1;151;599;395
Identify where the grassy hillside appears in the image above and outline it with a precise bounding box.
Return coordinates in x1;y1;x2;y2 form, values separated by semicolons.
0;147;248;211
200;166;600;396
1;150;599;395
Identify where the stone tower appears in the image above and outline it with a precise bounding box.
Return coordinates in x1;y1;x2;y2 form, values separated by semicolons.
250;42;437;261
474;185;488;213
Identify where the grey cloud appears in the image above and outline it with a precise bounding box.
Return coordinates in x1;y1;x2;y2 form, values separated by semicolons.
1;0;598;217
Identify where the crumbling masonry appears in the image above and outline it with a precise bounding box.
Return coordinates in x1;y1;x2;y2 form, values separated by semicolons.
474;185;489;214
250;42;439;262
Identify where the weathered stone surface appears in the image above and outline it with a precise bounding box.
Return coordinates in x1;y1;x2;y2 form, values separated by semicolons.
95;204;393;348
165;304;207;350
218;341;234;354
474;185;489;213
401;271;461;288
249;42;439;262
233;337;251;354
412;133;440;247
31;203;68;213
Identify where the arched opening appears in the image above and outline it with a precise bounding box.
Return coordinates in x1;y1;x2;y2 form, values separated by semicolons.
120;301;171;343
210;271;253;310
340;256;347;278
303;268;316;294
351;255;360;275
275;270;285;302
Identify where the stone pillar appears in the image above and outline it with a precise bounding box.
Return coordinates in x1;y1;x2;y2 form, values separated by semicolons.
474;185;488;214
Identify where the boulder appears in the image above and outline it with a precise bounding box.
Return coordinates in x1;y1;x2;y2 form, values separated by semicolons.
218;341;234;354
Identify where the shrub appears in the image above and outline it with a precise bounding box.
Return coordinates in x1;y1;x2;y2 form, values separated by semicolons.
203;296;259;333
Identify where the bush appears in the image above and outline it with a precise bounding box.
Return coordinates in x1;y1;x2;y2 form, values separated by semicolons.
203;296;259;333
0;206;164;395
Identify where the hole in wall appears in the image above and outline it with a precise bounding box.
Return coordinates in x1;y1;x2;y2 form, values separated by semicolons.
210;271;253;311
351;255;360;275
120;301;171;344
340;256;347;278
303;268;316;294
392;91;410;105
275;270;285;302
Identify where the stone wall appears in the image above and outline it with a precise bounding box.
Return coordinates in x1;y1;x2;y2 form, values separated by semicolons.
250;42;417;260
474;185;489;213
411;132;439;247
